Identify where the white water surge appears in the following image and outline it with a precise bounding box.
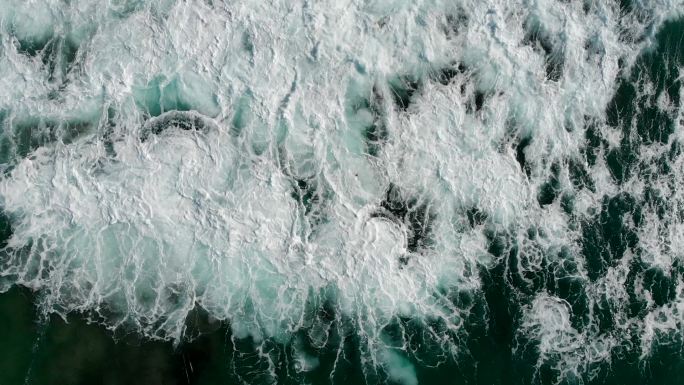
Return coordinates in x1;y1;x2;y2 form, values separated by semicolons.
0;0;683;382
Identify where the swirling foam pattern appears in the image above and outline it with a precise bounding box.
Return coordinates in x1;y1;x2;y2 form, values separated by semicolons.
0;0;683;383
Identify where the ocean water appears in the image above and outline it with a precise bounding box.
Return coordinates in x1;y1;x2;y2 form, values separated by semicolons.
0;0;683;384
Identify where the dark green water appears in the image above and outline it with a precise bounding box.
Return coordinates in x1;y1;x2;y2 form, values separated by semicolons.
1;273;684;385
1;9;683;385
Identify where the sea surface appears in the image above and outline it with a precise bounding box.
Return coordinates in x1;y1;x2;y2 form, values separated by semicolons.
0;1;683;384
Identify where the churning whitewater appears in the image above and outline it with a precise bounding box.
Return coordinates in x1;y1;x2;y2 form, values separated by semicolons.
0;0;683;383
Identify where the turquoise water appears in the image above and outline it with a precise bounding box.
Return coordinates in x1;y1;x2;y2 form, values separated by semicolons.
1;1;684;384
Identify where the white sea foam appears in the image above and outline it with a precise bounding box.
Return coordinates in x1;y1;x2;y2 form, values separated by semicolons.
0;0;683;381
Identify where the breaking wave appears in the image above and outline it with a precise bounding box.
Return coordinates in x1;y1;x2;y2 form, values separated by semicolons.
0;0;683;383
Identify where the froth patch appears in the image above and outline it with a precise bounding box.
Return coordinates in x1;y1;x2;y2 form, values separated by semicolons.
0;0;683;383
